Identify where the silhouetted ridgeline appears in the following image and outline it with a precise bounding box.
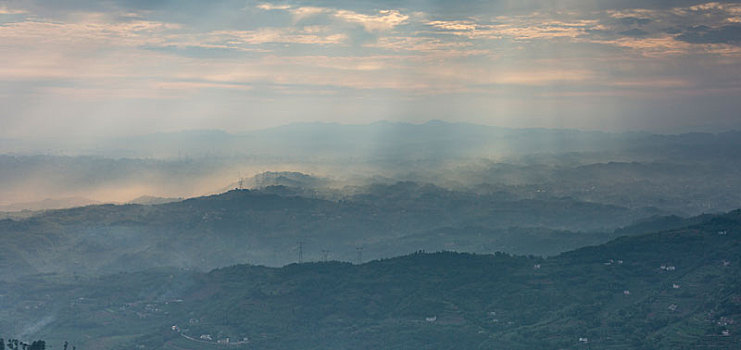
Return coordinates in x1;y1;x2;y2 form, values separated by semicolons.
2;123;741;215
0;184;661;279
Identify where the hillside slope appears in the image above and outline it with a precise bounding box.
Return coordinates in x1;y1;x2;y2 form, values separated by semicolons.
2;210;739;349
0;184;656;278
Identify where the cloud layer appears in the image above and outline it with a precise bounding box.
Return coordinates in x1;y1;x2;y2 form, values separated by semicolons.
1;0;740;136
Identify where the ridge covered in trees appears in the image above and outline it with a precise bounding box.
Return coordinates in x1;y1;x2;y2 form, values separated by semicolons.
1;210;739;349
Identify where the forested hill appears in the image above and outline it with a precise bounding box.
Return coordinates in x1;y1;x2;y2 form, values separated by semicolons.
0;184;659;279
2;210;739;349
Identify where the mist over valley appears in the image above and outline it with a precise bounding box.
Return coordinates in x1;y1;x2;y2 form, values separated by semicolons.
2;0;741;347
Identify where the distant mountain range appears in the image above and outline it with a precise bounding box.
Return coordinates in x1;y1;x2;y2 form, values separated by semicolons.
0;197;101;212
2;121;741;161
0;196;181;213
0;182;667;280
1;122;740;215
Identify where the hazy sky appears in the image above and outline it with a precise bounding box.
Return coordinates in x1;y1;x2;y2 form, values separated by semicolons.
1;0;740;138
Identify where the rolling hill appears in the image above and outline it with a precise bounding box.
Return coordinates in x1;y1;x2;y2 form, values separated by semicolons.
1;209;739;349
0;183;659;279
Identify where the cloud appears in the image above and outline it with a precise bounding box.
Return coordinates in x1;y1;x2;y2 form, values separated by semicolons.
617;17;652;26
618;28;650;37
594;36;694;56
256;3;292;11
426;16;603;41
0;4;27;14
420;2;741;51
154;81;254;91
208;27;348;45
289;6;330;21
266;55;394;71
333;9;408;31
0;15;179;48
678;2;741;16
425;20;477;32
2;0;741;137
257;4;409;31
555;2;741;59
607;8;659;20
674;24;741;43
367;36;481;55
433;66;599;87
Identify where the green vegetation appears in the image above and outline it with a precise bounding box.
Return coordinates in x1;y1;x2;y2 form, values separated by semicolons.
2;210;739;349
0;338;51;350
0;184;658;279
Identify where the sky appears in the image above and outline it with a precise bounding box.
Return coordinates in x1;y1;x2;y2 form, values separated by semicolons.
1;0;740;138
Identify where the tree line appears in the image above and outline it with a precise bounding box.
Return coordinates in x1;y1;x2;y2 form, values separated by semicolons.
0;338;76;350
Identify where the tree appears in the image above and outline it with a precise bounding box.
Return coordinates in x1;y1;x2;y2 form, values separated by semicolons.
28;341;45;350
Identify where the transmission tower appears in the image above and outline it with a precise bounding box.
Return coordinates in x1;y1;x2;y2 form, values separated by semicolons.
356;247;364;264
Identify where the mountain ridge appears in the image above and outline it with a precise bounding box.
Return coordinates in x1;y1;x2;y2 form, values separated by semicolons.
2;208;739;349
0;183;664;279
